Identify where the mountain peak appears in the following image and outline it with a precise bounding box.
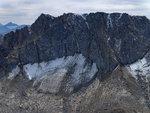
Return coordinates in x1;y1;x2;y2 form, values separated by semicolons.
5;22;18;26
0;22;27;34
39;13;55;19
30;13;54;34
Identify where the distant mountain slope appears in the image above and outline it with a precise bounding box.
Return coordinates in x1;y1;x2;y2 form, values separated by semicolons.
0;25;10;34
0;22;28;34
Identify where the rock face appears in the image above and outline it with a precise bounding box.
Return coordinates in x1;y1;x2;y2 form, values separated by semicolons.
1;13;150;75
0;12;150;112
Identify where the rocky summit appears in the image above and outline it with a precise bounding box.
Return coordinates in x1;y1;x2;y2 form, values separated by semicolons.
0;12;150;113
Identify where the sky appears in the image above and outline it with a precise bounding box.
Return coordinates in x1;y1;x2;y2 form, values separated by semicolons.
0;0;150;25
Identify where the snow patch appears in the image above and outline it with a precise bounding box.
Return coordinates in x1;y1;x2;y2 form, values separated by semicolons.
80;14;86;20
107;14;113;28
23;54;98;85
8;54;98;93
67;54;98;85
127;57;150;81
8;66;20;80
118;14;122;20
85;22;89;29
115;39;121;53
23;55;75;80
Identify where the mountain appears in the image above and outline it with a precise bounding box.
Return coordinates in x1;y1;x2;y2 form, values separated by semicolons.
0;24;10;34
0;22;27;34
0;23;2;25
4;22;18;29
0;12;150;113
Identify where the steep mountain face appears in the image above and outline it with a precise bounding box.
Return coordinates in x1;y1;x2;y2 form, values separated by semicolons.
0;12;150;112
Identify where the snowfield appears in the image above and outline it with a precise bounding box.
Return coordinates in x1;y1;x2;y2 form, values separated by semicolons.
127;56;150;81
8;54;98;93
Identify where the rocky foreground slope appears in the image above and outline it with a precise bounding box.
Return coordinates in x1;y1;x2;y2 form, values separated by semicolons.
0;12;150;113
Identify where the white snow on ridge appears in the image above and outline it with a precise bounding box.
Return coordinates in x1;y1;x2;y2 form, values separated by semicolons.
8;54;98;88
127;57;150;81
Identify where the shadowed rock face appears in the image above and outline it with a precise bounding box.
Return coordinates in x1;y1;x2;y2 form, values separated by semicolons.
0;12;150;93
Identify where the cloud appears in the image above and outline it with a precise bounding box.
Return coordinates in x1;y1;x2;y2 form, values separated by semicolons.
0;0;149;25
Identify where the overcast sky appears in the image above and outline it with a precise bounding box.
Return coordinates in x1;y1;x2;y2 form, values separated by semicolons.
0;0;150;25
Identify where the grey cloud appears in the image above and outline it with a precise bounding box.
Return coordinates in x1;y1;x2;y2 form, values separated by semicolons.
1;4;14;9
104;0;146;5
0;0;149;24
21;0;42;5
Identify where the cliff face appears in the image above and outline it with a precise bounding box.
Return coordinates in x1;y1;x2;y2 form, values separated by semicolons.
1;13;150;70
0;12;150;112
